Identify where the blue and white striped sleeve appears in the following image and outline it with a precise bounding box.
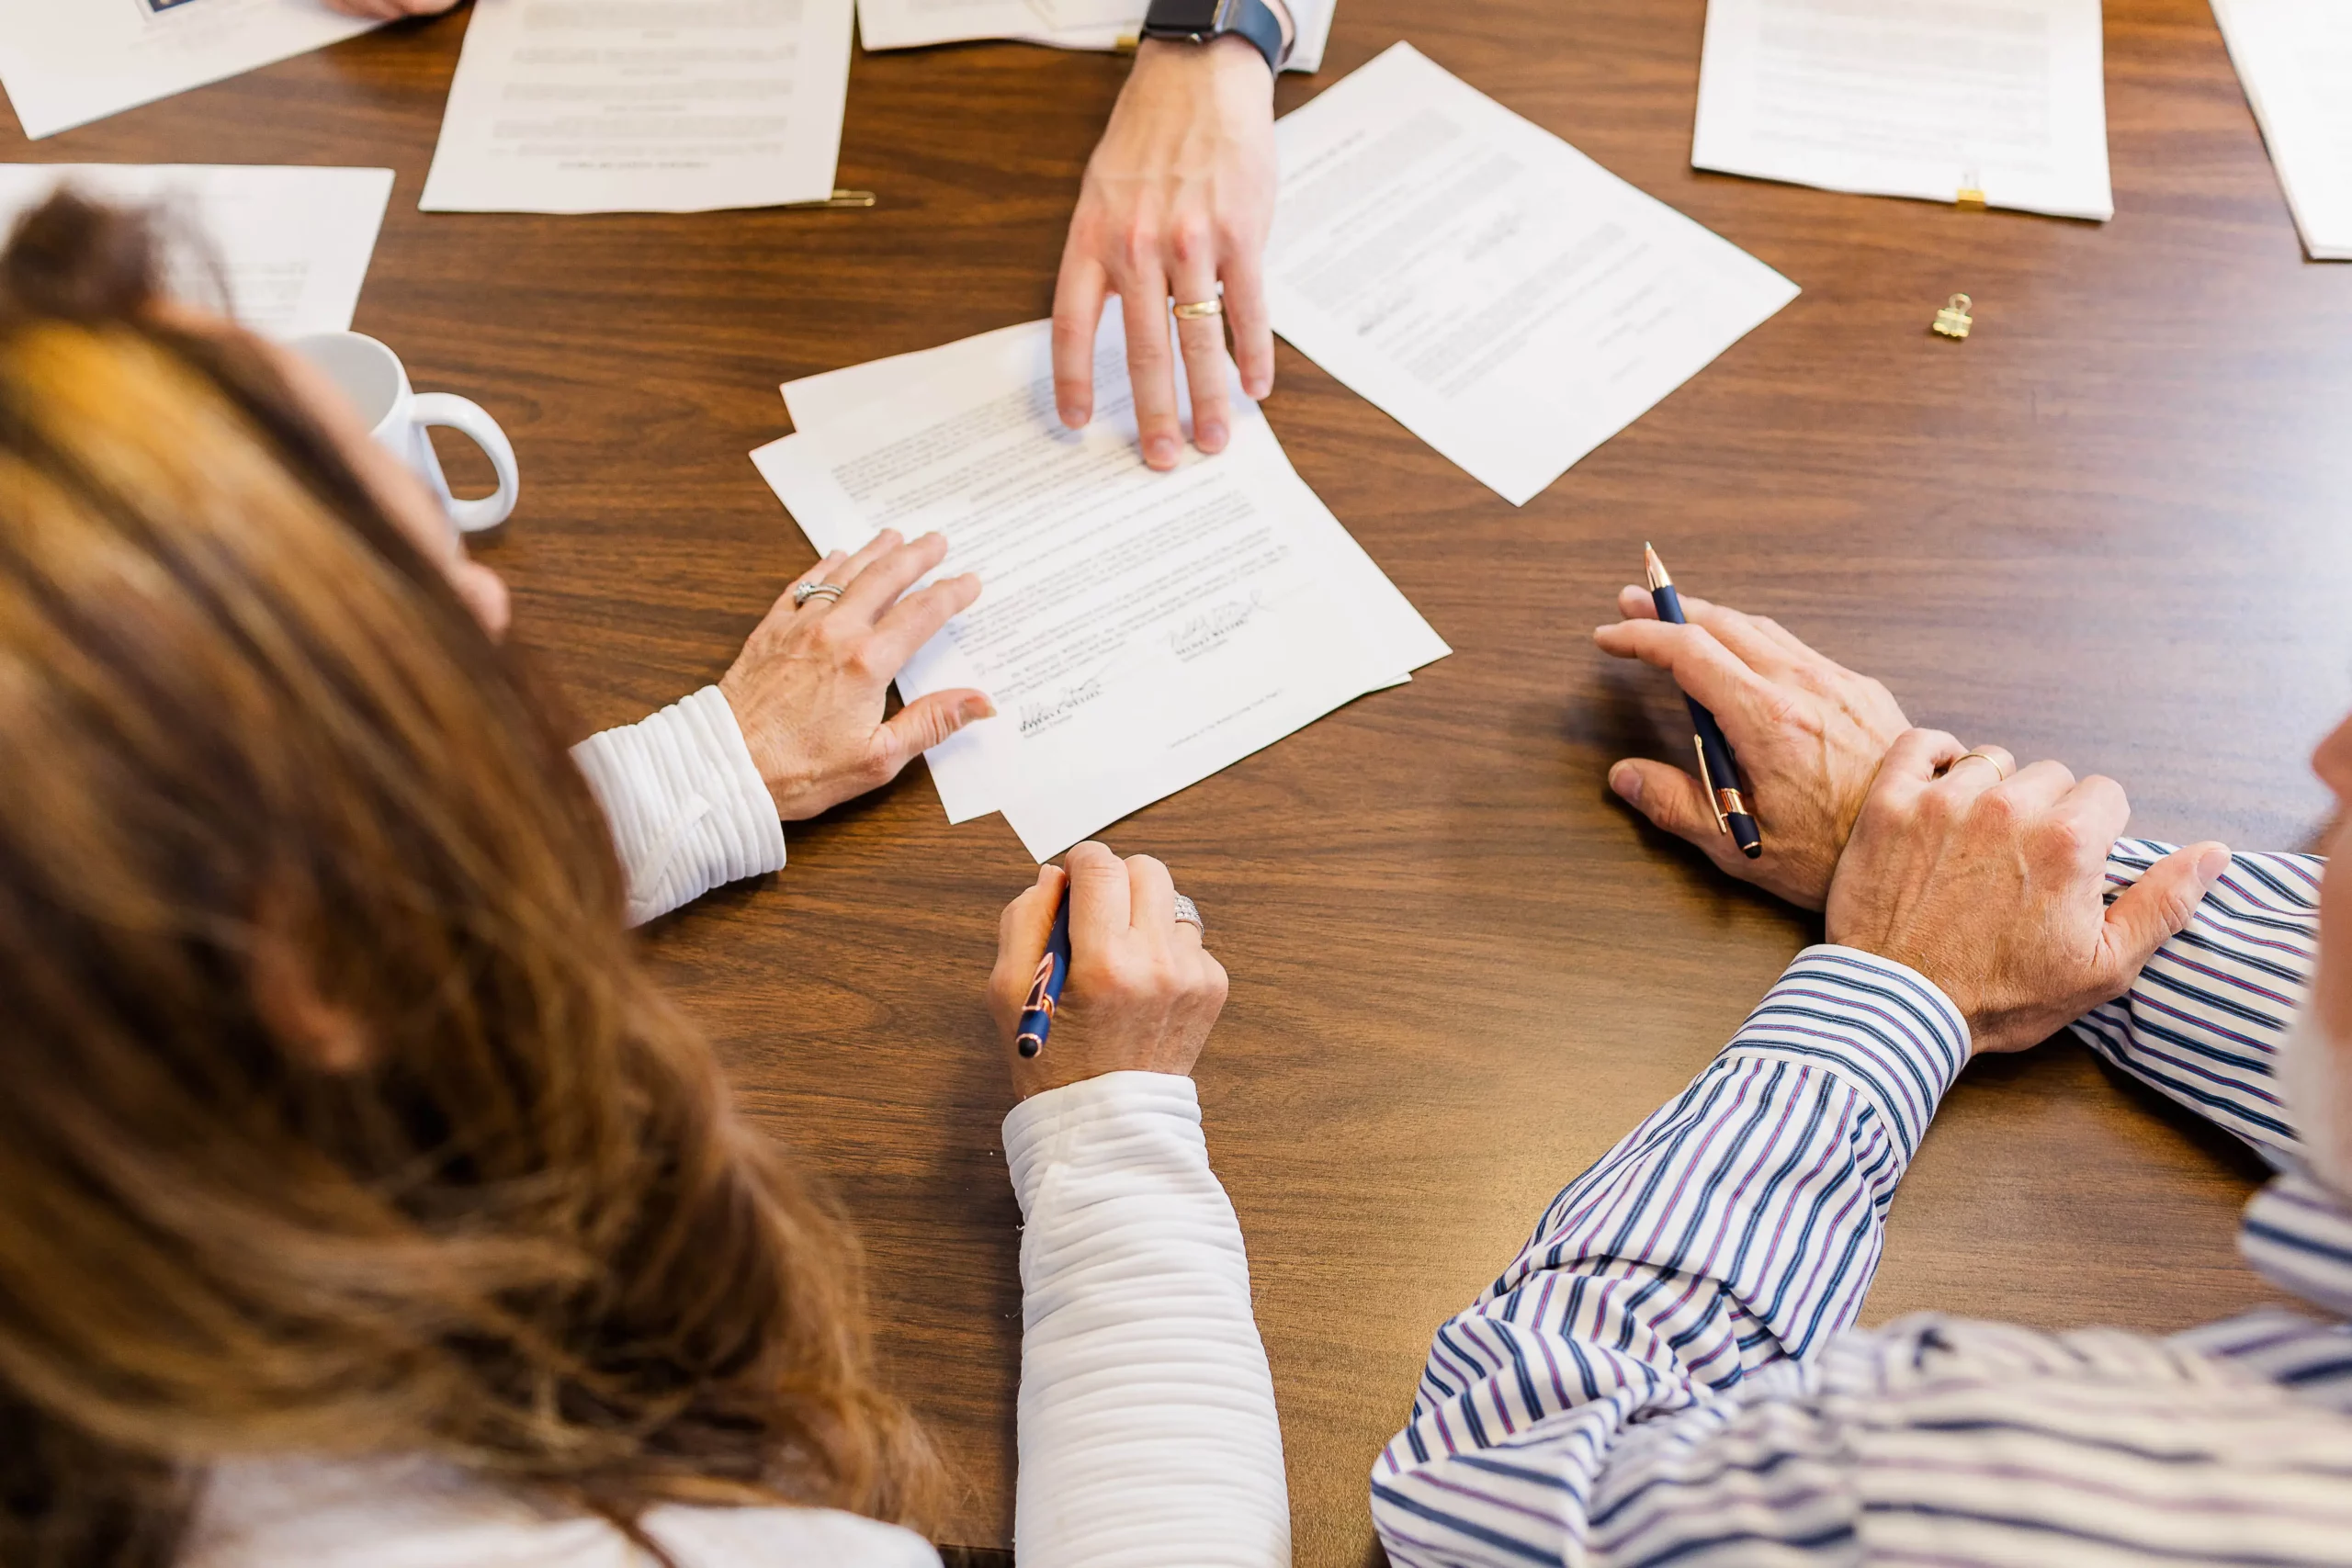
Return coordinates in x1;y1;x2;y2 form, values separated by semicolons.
2069;840;2322;1164
1372;945;1967;1568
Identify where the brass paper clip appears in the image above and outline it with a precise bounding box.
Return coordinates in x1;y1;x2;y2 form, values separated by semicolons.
1932;293;1973;339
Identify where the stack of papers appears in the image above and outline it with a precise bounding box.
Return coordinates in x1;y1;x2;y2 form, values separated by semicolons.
1690;0;2113;221
0;0;379;141
422;0;856;214
1268;43;1799;507
2213;0;2352;261
0;164;393;338
753;312;1448;860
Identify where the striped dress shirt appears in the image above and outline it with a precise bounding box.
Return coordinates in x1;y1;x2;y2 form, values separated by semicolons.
1375;840;2352;1566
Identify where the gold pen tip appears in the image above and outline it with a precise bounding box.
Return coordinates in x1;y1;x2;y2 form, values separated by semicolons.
1643;542;1670;592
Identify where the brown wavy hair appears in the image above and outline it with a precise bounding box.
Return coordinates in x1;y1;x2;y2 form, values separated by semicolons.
0;194;936;1566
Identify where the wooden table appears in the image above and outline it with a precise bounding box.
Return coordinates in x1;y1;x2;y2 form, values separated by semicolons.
11;2;2348;1560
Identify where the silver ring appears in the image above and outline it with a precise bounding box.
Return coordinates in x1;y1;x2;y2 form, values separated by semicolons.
1171;893;1204;931
792;581;846;608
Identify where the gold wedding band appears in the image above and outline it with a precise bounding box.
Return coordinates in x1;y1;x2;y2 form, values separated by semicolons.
1171;298;1224;321
1947;749;2010;784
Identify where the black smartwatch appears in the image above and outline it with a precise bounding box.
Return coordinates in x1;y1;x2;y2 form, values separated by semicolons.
1139;0;1290;75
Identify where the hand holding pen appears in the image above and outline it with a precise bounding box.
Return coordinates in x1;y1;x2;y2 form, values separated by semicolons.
989;842;1226;1098
1592;553;1917;912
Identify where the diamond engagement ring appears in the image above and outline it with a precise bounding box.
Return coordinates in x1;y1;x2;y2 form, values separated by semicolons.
792;581;846;608
1171;894;1204;931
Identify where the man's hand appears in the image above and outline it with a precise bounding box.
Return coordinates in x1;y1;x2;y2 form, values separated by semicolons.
1594;587;1911;910
989;845;1228;1098
1052;36;1279;472
1826;728;2232;1055
320;0;460;17
718;529;990;820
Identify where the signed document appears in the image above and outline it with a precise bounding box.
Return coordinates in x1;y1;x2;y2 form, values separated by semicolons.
755;313;1446;860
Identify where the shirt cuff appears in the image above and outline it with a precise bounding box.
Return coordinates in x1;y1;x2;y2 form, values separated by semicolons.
570;686;786;927
1002;1070;1208;1215
2242;1169;2352;1318
1725;944;1970;1164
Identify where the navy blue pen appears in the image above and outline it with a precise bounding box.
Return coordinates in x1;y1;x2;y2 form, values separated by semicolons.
1645;543;1763;860
1014;888;1073;1058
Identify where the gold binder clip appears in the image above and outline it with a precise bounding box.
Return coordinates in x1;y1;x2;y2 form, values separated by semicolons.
1956;186;1986;210
1932;293;1973;339
784;188;877;209
1115;28;1140;50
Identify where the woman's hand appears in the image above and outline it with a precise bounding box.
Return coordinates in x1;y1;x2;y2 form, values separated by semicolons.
321;0;461;17
989;843;1228;1098
1051;36;1280;471
1826;729;2232;1055
1594;587;1912;910
718;529;989;821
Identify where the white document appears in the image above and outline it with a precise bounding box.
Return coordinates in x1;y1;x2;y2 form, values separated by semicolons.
1266;43;1798;507
756;314;1447;859
2213;0;2352;261
0;0;379;142
420;0;854;214
0;164;392;337
1691;0;2113;220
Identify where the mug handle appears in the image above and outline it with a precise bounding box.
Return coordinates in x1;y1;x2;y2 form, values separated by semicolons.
410;393;520;534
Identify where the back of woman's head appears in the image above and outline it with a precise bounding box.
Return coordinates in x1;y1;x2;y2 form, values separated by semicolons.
0;194;932;1566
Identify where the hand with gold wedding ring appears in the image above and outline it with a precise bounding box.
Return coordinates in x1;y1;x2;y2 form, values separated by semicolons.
1052;34;1281;473
718;528;993;822
1942;747;2015;785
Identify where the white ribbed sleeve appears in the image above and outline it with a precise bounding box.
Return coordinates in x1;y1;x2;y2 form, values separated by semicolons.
1002;1072;1291;1568
569;687;787;927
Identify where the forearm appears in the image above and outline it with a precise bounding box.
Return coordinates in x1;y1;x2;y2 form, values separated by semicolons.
1004;1073;1288;1568
570;686;786;927
1375;947;1965;1567
2069;839;2321;1162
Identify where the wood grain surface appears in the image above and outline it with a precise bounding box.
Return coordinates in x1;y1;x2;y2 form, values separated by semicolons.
9;2;2348;1561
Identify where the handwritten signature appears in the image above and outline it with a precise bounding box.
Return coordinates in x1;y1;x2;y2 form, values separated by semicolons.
1019;678;1105;737
1170;595;1264;661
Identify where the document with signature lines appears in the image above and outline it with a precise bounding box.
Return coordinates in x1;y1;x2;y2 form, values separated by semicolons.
753;312;1446;860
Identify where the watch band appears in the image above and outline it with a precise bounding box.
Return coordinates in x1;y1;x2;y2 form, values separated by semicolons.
1140;0;1287;73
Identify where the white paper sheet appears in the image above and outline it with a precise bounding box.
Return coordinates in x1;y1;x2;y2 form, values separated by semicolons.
2213;0;2352;261
0;0;379;142
0;164;392;338
1691;0;2112;220
420;0;854;214
1265;43;1798;508
757;313;1446;858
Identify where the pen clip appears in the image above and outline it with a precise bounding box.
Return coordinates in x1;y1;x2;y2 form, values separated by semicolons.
1694;734;1731;836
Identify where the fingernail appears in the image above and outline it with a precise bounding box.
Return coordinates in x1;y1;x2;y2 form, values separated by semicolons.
1059;403;1086;428
2196;844;2233;882
1609;761;1641;804
964;695;997;722
1247;377;1272;400
1201;421;1227;450
1147;436;1177;467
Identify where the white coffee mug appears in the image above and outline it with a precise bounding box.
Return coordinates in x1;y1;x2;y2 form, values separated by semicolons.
290;331;519;535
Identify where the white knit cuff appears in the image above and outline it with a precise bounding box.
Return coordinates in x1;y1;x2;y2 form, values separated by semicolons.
571;686;786;927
